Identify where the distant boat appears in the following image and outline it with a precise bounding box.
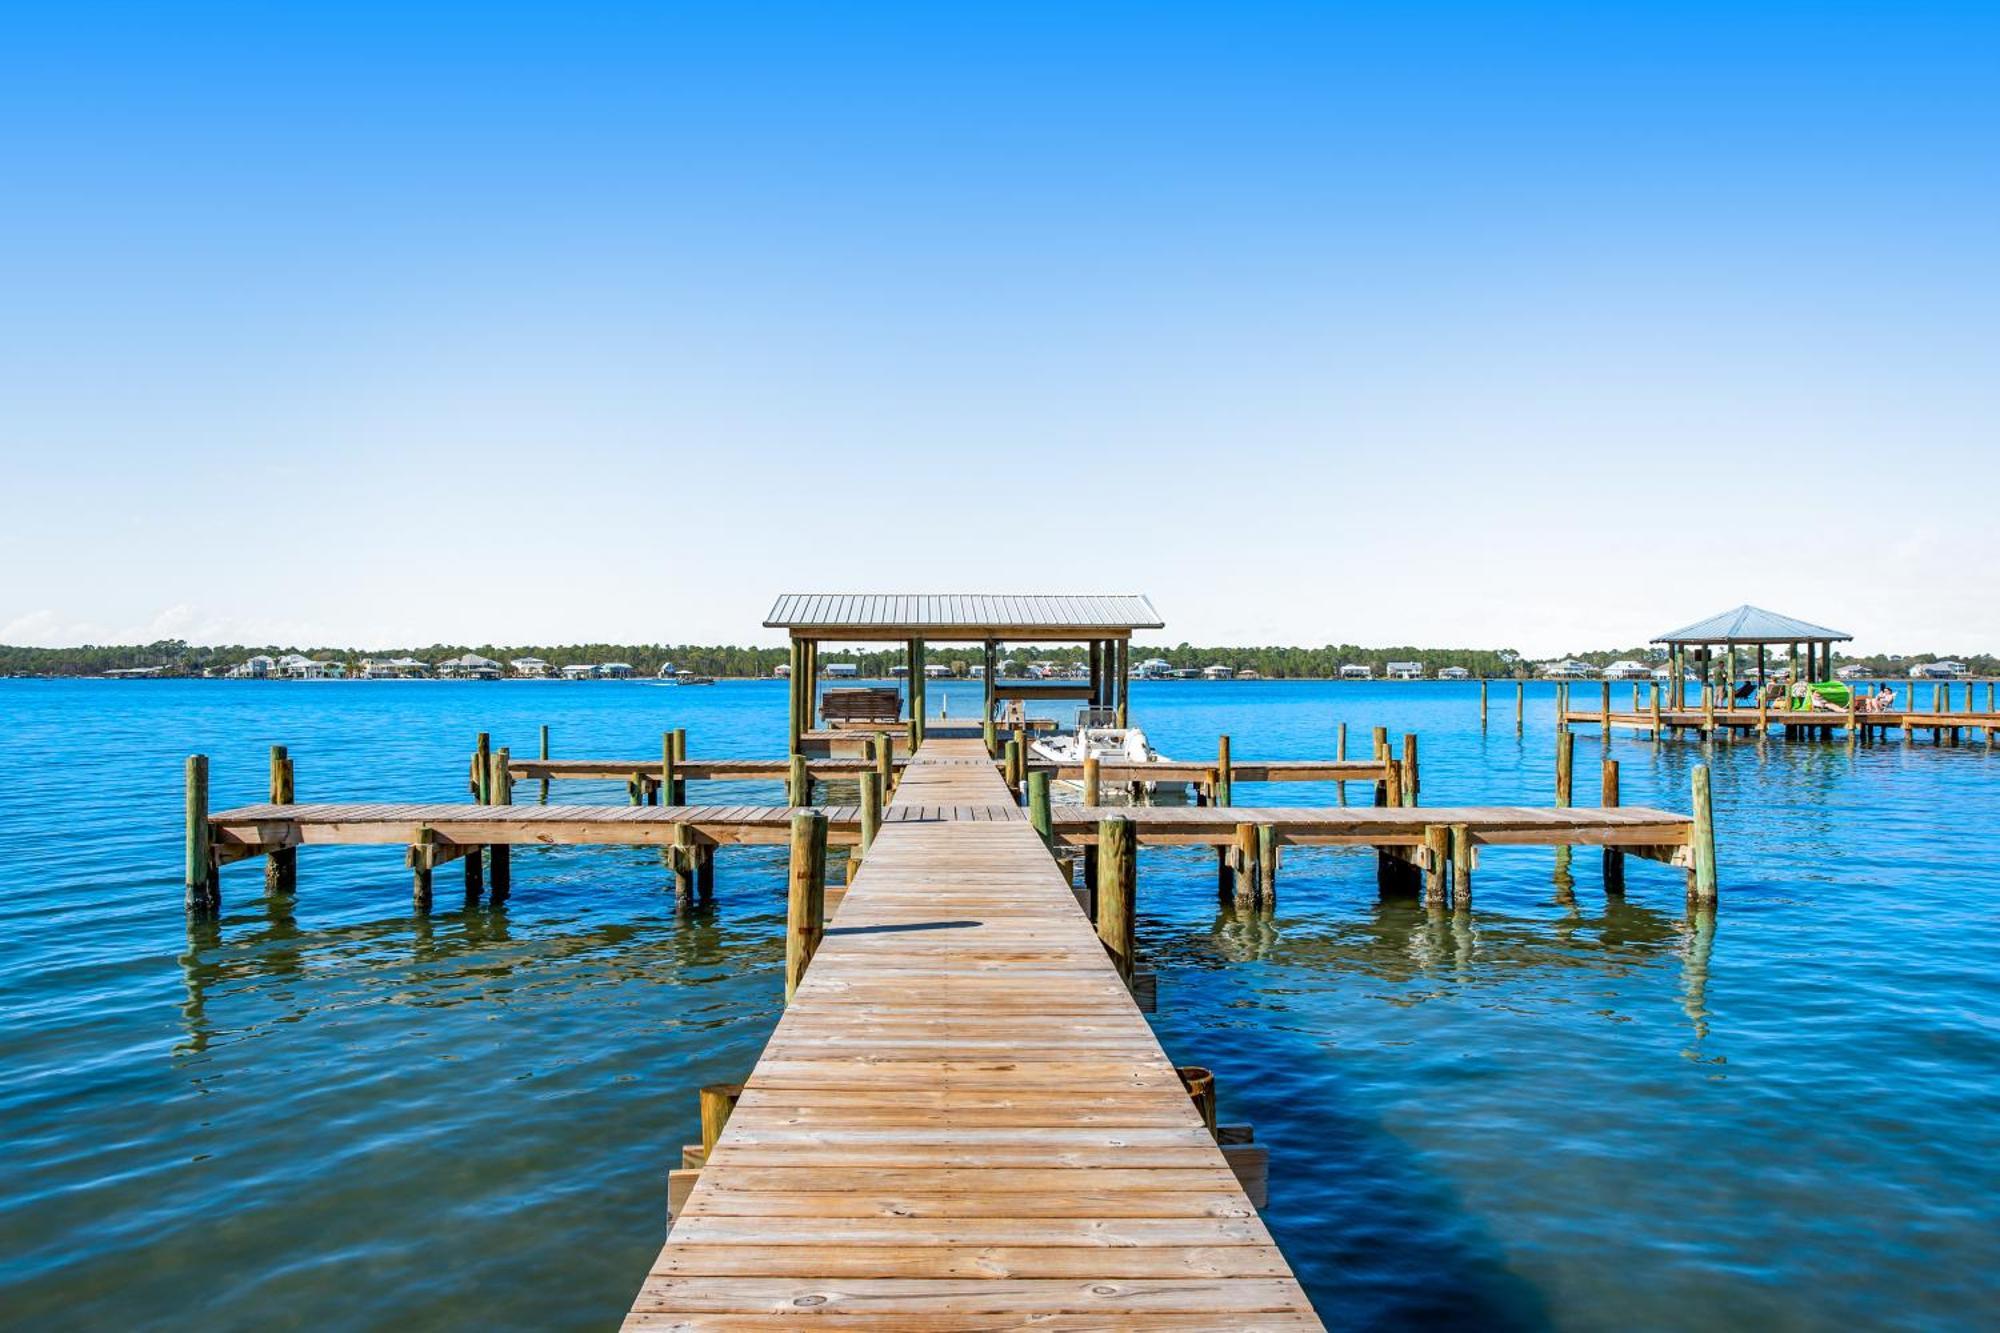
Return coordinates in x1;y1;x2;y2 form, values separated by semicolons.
664;669;715;686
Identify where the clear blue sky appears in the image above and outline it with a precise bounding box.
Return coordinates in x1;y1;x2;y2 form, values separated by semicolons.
3;3;1995;654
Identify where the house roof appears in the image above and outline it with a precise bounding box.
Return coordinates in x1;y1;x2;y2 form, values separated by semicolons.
1653;604;1852;646
764;594;1163;641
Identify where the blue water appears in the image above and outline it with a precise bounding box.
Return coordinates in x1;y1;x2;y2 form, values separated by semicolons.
1;678;1994;1330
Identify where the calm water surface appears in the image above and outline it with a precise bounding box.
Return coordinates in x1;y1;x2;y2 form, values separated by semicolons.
1;678;1994;1330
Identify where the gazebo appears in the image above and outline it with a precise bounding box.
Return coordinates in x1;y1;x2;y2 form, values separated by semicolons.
763;594;1164;752
1652;605;1852;709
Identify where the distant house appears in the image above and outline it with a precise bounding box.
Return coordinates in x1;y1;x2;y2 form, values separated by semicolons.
510;657;552;678
1913;660;1966;679
1437;666;1471;681
275;653;343;679
437;653;502;680
1201;664;1233;680
598;662;634;679
923;664;952;679
887;664;909;678
1236;669;1261;681
772;663;792;678
1135;658;1172;680
1602;660;1652;680
1835;664;1875;681
1385;661;1422;680
1339;664;1372;680
1543;659;1597;679
823;662;859;679
1170;668;1201;680
560;664;599;680
361;656;429;679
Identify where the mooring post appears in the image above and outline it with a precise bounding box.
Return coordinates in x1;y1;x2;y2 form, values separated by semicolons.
474;732;491;804
265;744;296;898
670;823;695;909
1450;823;1473;912
1480;679;1489;727
1555;729;1574;807
1002;739;1021;799
1028;771;1053;848
983;717;997;758
671;728;688;803
410;825;435;912
1082;755;1101;806
1690;764;1718;904
696;843;715;901
488;747;512;900
874;732;893;798
1177;1065;1217;1136
1422;824;1450;911
1336;720;1348;761
661;733;677;810
184;754;214;913
857;769;882;860
1601;758;1624;894
1516;679;1525;731
699;1082;744;1155
538;723;550;803
1382;758;1403;809
1216;735;1233;807
1012;727;1027;785
1401;733;1419;807
785;810;828;1002
1256;822;1278;907
789;753;811;808
1229;823;1257;907
1096;816;1136;982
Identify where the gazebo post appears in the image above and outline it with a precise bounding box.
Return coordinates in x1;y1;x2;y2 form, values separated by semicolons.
786;638;803;755
984;639;997;721
909;638;927;746
1116;639;1131;727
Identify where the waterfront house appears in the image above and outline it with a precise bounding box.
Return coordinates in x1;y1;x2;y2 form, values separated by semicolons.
1339;664;1372;680
1437;666;1470;680
1913;660;1966;679
437;653;501;680
560;664;599;680
1836;664;1875;681
510;657;552;678
1602;660;1653;680
1543;660;1597;679
1135;657;1172;679
823;662;859;679
226;654;276;679
923;664;952;679
1201;664;1233;680
772;663;792;678
361;656;429;679
598;662;635;679
1385;661;1422;680
1237;669;1261;680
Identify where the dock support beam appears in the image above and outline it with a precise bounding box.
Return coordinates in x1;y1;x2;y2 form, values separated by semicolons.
488;747;511;901
785;811;828;1002
669;824;695;908
265;745;295;899
1028;771;1052;848
1216;735;1232;807
1096;816;1135;982
1689;764;1718;904
184;754;215;913
1451;823;1472;912
1423;824;1450;910
1601;759;1624;894
1082;755;1101;806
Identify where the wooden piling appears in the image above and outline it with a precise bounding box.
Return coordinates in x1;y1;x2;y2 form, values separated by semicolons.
858;770;881;855
184;754;214;912
1095;816;1136;982
1516;679;1525;730
1555;729;1574;807
1480;679;1488;727
789;753;811;808
699;1083;744;1155
1422;824;1450;910
1256;822;1278;907
670;728;688;803
265;745;296;898
488;748;511;899
662;733;678;811
1229;823;1257;907
1335;721;1347;761
410;825;434;912
1002;739;1021;798
1450;823;1472;912
670;823;695;908
538;723;550;803
1400;733;1418;807
1215;735;1232;807
875;732;893;797
1601;759;1624;894
1690;764;1718;904
469;731;490;892
1028;771;1052;848
1176;1066;1217;1136
1082;755;1101;806
785;811;828;1002
983;718;997;757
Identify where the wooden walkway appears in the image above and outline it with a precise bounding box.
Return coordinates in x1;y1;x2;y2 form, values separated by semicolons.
626;738;1323;1329
1562;706;2000;742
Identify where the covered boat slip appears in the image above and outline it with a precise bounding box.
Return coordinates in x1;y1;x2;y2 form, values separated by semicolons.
766;593;1166;752
628;738;1323;1329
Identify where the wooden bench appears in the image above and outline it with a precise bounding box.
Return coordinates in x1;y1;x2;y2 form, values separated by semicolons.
819;686;903;726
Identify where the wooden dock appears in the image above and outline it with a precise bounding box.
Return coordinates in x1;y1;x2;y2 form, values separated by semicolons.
1562;705;2000;743
626;738;1325;1329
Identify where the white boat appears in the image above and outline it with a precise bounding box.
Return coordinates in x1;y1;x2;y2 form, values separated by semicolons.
1029;712;1186;806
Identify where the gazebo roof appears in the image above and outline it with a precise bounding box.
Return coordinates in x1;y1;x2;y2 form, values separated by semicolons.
1653;604;1852;646
765;593;1162;641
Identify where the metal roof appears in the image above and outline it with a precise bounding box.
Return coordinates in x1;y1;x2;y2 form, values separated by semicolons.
1653;604;1852;645
765;594;1163;638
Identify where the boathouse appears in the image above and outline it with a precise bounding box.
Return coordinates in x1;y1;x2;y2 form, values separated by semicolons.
1653;605;1852;708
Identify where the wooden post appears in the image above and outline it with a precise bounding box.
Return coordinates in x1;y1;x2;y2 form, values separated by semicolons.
671;728;688;803
1601;679;1611;720
410;825;434;912
785;811;828;1002
662;733;678;810
265;745;296;898
1689;764;1717;903
184;754;214;912
1422;824;1450;910
1336;721;1348;761
1082;755;1102;806
1382;757;1402;808
699;1083;743;1155
1451;823;1472;912
467;732;489;894
1516;679;1525;730
786;639;803;754
538;722;551;803
1601;759;1624;893
1371;724;1388;758
1256;822;1278;907
875;732;893;798
488;748;511;899
1177;1066;1217;1136
1651;683;1663;739
1480;678;1489;727
1003;739;1021;798
983;717;997;758
859;770;881;856
1216;735;1232;807
1230;823;1257;907
909;638;927;747
1555;729;1574;807
1401;733;1418;807
1096;816;1135;981
1028;771;1052;848
789;753;811;808
670;823;695;908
